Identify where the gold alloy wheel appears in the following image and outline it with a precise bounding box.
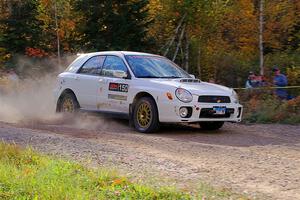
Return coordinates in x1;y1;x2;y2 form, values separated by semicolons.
62;97;75;112
137;102;152;128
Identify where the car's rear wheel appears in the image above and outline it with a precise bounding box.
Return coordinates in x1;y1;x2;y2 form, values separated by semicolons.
199;121;224;130
58;92;80;113
133;97;159;133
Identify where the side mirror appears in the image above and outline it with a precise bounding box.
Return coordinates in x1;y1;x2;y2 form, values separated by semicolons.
189;74;196;79
113;70;128;79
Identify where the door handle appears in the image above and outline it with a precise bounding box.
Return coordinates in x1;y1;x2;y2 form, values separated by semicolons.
74;76;79;80
98;78;104;83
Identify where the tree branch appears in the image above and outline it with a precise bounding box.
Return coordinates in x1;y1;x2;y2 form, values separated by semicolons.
172;23;186;61
163;13;186;56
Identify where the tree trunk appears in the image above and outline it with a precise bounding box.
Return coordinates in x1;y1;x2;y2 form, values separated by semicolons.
184;31;189;72
197;44;201;79
180;46;184;66
172;24;186;61
54;1;61;67
163;13;186;56
7;0;12;14
259;0;264;76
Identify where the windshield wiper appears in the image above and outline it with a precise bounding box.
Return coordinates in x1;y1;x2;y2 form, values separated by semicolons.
160;76;182;79
137;75;182;79
137;75;160;78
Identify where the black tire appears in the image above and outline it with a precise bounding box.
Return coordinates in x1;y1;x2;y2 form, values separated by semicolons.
199;121;224;130
57;92;80;113
133;97;159;133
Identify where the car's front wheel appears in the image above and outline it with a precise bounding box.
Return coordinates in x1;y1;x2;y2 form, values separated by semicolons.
57;92;80;113
199;121;224;130
133;97;159;133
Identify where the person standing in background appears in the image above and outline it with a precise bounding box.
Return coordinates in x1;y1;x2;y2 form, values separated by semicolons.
245;71;260;88
272;67;288;100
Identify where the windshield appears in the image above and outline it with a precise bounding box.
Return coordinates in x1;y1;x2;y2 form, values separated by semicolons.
125;55;191;78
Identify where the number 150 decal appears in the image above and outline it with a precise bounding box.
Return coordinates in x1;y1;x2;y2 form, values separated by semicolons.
109;83;129;93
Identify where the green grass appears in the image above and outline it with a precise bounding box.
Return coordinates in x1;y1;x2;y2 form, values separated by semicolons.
0;142;247;200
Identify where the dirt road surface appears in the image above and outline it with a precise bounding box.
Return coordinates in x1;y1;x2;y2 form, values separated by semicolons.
0;116;299;200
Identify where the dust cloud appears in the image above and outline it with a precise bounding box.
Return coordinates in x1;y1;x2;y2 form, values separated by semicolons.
0;75;59;123
0;54;67;124
0;55;115;130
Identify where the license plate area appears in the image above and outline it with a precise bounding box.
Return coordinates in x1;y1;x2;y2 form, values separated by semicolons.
213;106;226;115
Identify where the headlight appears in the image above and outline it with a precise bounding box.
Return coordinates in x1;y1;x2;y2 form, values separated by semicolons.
231;89;239;103
175;88;193;103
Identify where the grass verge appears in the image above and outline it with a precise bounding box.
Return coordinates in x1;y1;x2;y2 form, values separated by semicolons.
241;93;300;124
0;142;247;200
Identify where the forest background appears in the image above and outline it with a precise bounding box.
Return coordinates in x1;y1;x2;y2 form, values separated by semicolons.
0;0;299;87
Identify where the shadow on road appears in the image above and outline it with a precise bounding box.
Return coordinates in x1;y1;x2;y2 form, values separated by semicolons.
12;112;300;148
156;122;300;148
84;116;300;148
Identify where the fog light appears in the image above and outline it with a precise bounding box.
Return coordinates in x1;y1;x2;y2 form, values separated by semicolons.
179;107;189;118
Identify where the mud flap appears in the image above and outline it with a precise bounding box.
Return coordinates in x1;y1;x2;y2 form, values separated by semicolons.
128;104;134;127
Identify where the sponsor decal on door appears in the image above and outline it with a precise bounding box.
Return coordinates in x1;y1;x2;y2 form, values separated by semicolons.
109;83;128;93
108;94;127;101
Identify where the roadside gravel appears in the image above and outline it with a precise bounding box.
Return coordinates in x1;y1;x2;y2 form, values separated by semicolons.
0;118;299;200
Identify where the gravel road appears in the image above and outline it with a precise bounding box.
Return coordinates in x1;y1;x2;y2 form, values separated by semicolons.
0;116;299;200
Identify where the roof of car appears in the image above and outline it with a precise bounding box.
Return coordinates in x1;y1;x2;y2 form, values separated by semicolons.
79;51;157;57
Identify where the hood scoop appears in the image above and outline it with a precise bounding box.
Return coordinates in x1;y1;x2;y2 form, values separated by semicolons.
179;78;201;83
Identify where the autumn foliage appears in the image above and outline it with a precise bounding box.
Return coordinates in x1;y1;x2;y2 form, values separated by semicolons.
25;47;48;58
0;0;299;87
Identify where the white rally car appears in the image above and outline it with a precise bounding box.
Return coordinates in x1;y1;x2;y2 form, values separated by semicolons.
54;51;242;133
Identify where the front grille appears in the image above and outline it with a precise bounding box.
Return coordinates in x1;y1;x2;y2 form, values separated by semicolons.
199;108;234;118
198;96;231;103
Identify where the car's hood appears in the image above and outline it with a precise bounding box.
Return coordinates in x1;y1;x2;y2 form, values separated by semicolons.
148;78;233;96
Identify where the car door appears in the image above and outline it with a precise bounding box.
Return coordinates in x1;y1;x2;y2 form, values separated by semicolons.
97;55;131;113
74;56;105;110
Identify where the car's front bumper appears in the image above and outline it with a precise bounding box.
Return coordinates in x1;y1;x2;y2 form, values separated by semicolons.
157;99;243;123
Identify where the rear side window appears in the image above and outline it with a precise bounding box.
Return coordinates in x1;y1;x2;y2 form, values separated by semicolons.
101;56;128;77
66;55;88;73
78;56;105;75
